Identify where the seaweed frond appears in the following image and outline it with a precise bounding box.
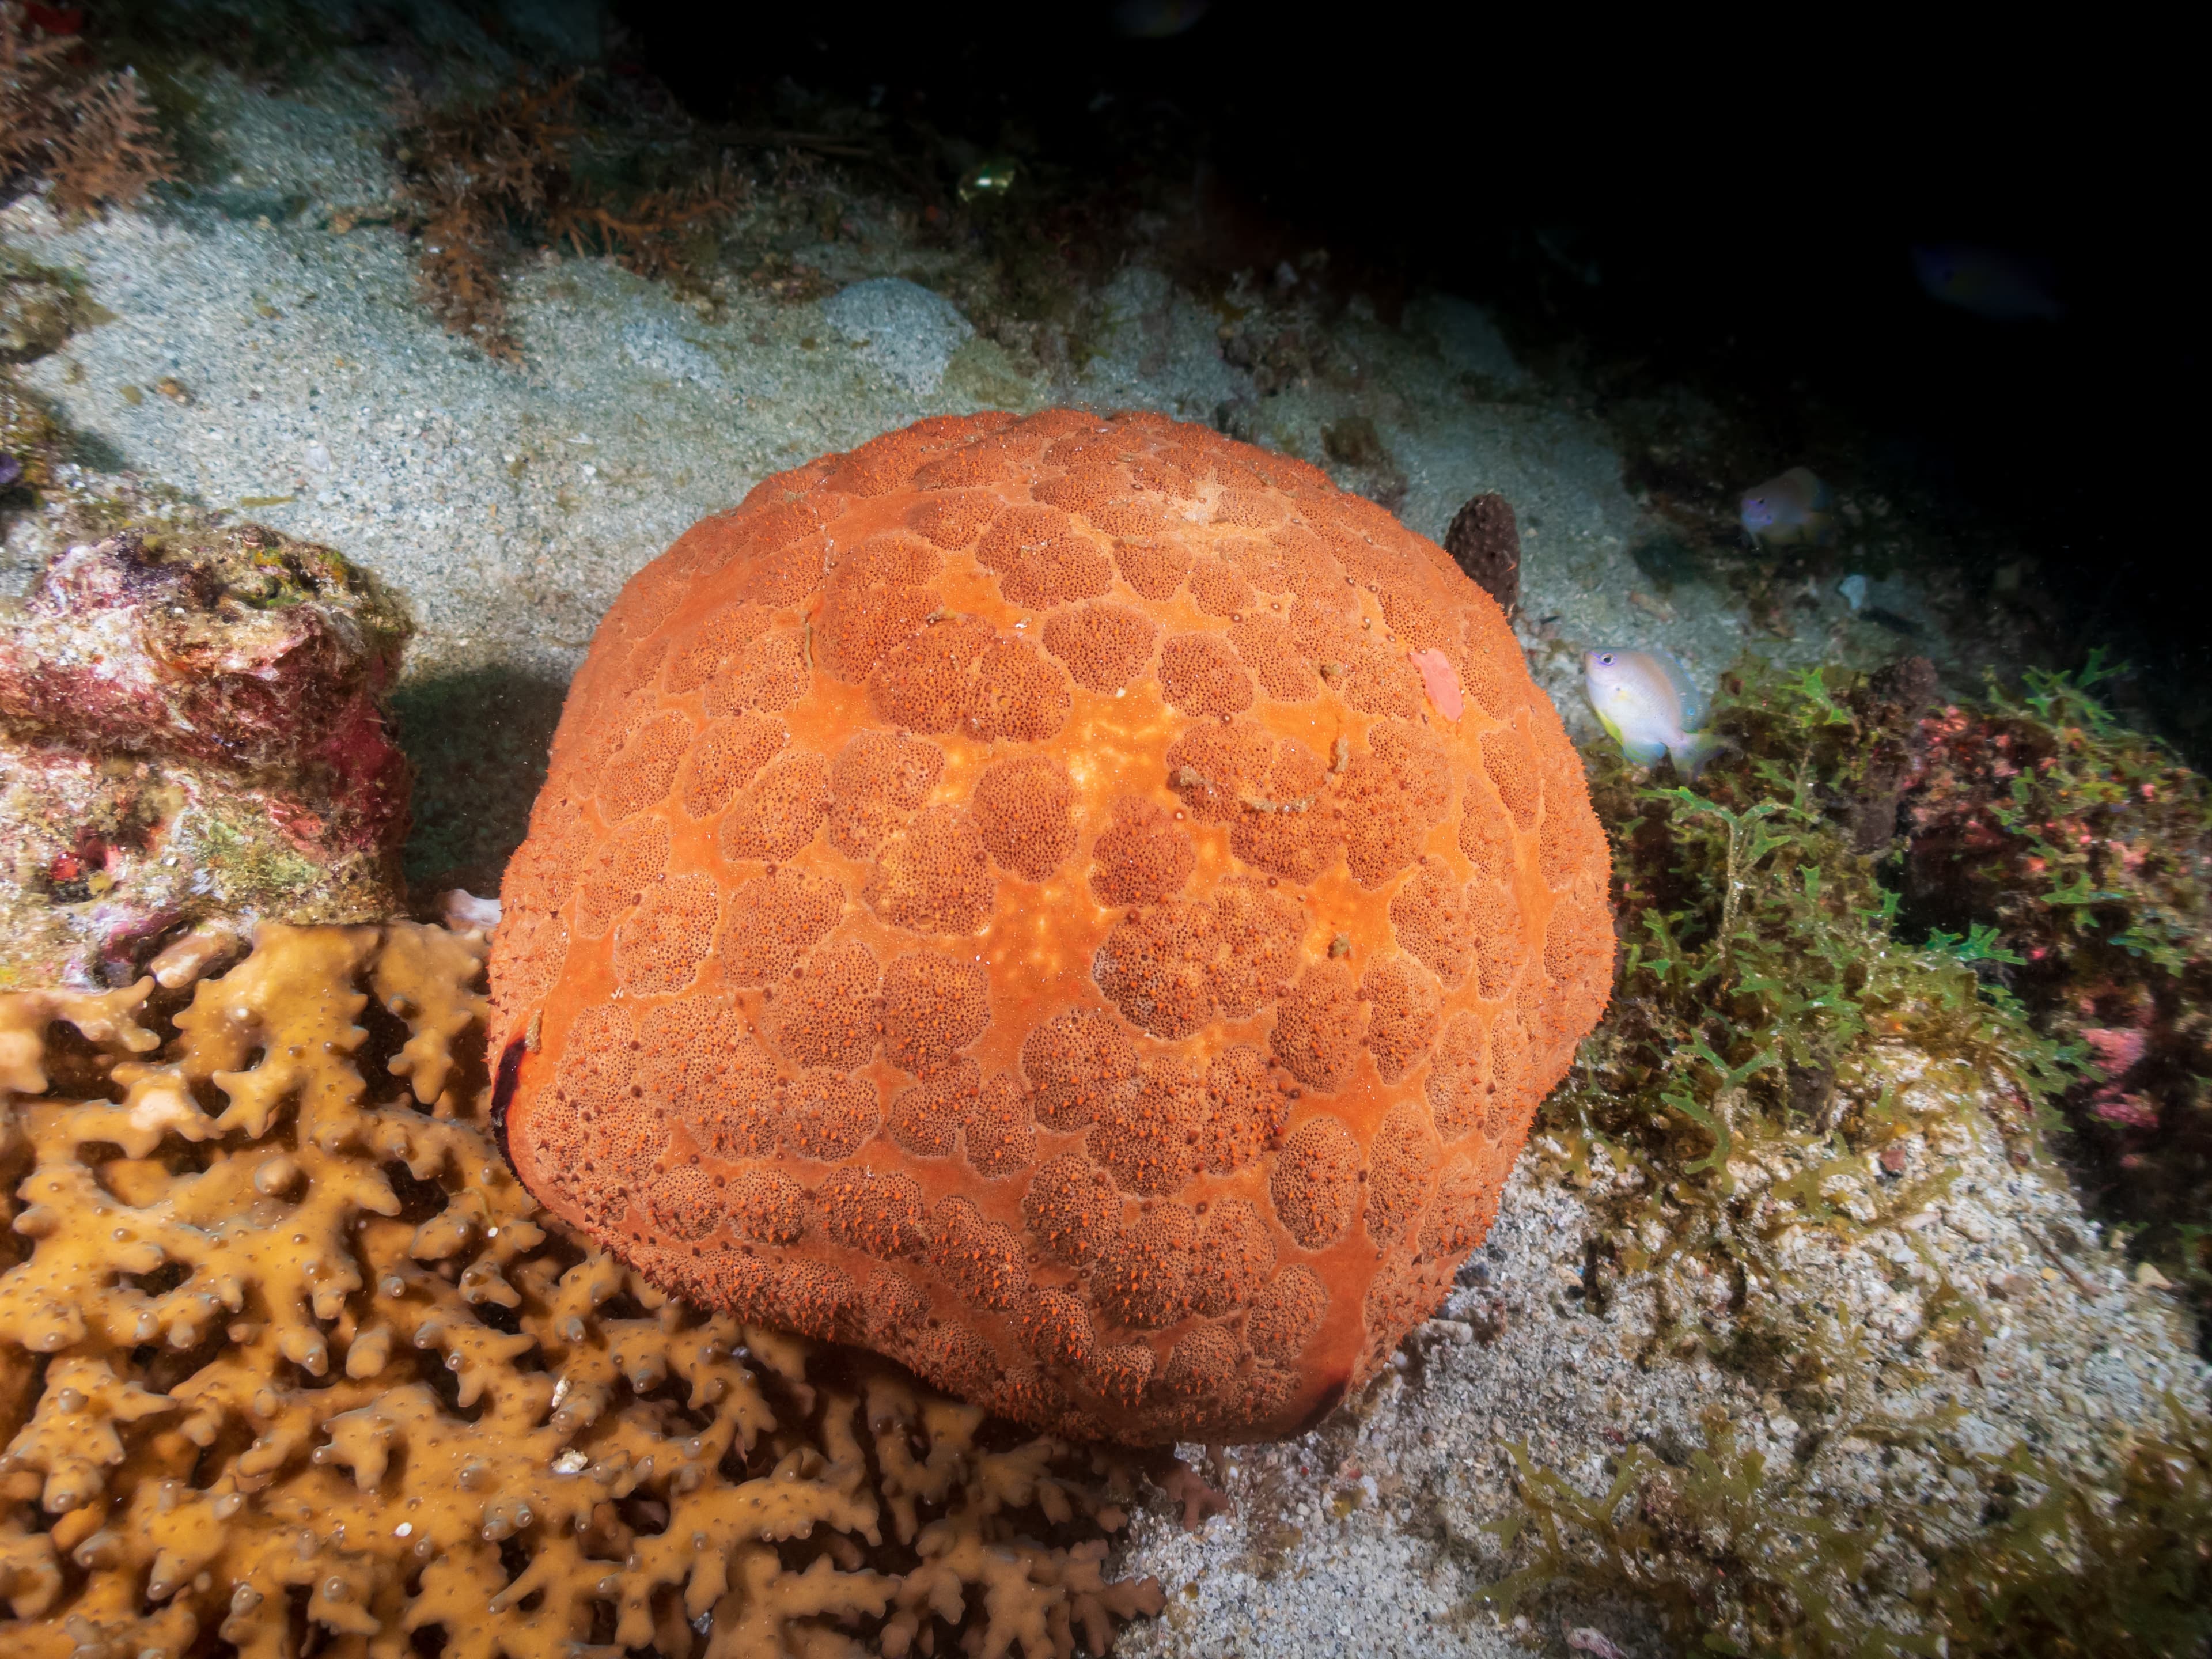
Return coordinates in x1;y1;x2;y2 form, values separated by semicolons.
1549;658;2074;1279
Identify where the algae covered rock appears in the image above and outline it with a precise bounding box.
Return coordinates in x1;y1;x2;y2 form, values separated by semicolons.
0;253;79;366
0;376;57;495
0;523;414;988
1903;659;2212;1312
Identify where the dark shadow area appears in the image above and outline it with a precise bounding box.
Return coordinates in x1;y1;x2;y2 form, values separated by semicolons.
614;0;2200;754
391;664;569;896
63;422;130;474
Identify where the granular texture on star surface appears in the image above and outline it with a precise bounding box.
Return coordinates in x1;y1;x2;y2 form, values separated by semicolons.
489;409;1614;1445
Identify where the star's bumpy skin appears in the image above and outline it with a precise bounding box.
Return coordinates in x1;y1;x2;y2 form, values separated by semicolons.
490;410;1614;1444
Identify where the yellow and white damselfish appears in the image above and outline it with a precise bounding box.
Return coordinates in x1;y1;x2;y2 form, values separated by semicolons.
1583;647;1724;776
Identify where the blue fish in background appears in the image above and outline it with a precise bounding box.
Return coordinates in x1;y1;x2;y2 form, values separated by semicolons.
1912;244;2065;321
1584;649;1724;775
1113;0;1211;37
1740;466;1834;546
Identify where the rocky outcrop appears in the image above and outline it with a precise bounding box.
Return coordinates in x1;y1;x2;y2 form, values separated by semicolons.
0;523;412;988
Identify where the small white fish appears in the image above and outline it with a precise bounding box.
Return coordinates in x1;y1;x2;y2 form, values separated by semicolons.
1740;465;1834;546
1584;648;1722;775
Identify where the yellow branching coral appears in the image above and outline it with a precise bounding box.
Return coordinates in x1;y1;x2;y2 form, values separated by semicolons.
0;923;1162;1658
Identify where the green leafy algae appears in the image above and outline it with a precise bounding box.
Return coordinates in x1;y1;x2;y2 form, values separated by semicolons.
1549;660;2071;1263
1485;658;2212;1658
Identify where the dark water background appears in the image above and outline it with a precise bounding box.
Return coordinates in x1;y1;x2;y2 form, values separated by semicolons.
623;1;2202;752
88;1;2197;752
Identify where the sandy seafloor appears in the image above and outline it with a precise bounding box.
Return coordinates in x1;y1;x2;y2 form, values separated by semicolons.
3;51;2206;1659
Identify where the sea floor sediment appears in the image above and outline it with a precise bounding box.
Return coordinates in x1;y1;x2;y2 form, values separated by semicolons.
2;25;2205;1658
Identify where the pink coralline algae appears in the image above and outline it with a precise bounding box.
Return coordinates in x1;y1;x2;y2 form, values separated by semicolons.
2082;1026;2149;1077
0;523;414;988
1899;668;2212;1301
2082;1026;2158;1128
2093;1092;2160;1130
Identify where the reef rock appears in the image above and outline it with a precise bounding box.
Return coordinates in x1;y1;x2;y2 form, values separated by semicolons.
0;524;413;988
488;409;1615;1445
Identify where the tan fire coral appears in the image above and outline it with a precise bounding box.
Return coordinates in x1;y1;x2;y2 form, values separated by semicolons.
0;923;1161;1657
489;409;1615;1446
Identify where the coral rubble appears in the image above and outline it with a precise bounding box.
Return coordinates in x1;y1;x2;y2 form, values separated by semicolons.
1;246;89;512
0;922;1162;1657
489;409;1616;1445
0;527;414;988
0;365;55;491
0;247;75;365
